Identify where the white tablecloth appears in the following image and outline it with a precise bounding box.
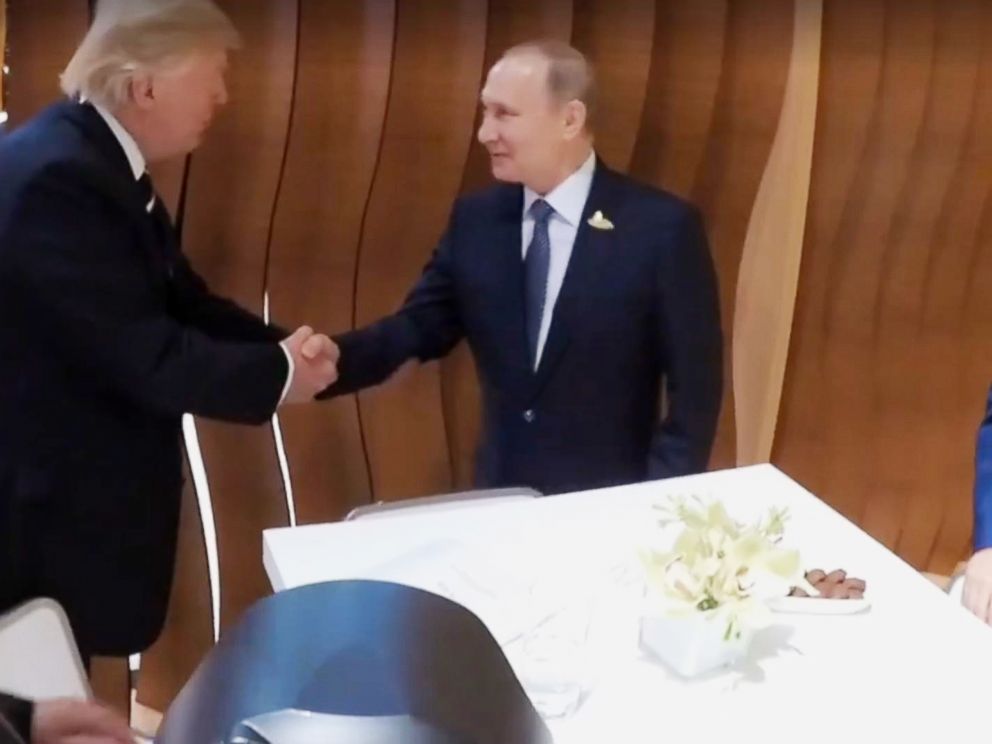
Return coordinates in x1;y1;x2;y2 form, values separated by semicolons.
263;465;992;743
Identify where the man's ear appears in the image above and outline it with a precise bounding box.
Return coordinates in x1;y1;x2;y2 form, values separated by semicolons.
129;71;156;110
562;99;587;140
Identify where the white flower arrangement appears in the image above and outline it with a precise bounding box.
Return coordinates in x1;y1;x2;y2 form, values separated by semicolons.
640;496;815;642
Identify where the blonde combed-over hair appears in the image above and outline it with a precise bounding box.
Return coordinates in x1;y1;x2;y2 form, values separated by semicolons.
61;0;240;109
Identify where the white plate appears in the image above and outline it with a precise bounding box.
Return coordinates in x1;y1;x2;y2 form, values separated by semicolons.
768;595;871;615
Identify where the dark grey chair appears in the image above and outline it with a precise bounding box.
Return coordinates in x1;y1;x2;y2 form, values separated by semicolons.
227;710;460;744
155;580;551;744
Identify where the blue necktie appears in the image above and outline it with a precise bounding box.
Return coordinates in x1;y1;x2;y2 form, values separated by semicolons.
525;199;554;369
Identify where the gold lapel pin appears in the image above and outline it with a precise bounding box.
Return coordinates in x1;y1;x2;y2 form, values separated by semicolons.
587;210;615;230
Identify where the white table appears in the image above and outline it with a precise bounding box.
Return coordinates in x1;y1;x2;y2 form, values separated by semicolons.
264;465;992;743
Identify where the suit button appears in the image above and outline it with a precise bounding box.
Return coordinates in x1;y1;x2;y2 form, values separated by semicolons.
523;409;536;423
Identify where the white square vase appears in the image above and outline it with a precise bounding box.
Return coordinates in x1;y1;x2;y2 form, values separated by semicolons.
640;611;754;678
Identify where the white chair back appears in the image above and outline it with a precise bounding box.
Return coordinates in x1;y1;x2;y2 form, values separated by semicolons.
345;487;541;521
0;599;90;701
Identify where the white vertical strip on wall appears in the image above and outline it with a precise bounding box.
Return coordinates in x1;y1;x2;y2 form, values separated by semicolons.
181;415;221;642
264;291;297;527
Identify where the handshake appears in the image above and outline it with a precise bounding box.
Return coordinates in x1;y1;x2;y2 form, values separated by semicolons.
281;325;341;404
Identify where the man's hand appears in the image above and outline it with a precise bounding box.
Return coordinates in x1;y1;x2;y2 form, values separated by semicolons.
963;547;992;624
31;698;133;744
281;325;339;404
299;331;339;366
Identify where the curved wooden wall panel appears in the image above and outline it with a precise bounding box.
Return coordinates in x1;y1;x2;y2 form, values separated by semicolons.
354;0;488;501
88;658;130;720
840;3;939;553
772;2;886;523
733;0;820;465
631;0;794;470
135;455;213;711
927;8;992;571
445;0;574;490
179;0;297;630
773;0;992;573
870;2;985;568
2;0;88;127
630;3;727;201
571;0;654;172
267;0;395;524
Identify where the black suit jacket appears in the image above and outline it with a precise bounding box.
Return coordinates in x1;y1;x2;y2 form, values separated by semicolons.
327;161;722;494
0;101;287;655
0;693;30;744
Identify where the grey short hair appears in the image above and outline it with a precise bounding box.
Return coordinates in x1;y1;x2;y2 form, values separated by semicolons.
502;40;598;132
61;0;240;109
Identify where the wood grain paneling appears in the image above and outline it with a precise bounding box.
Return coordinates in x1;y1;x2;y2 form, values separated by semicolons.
446;0;574;490
572;0;654;171
774;0;992;573
354;0;488;500
2;0;88;127
266;0;394;524
135;454;213;712
870;1;984;568
630;3;727;198
631;0;794;470
928;6;992;571
88;657;130;721
773;1;886;523
179;0;297;631
733;0;821;465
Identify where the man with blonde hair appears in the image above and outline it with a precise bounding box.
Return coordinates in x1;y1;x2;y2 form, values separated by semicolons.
324;41;722;495
0;0;338;662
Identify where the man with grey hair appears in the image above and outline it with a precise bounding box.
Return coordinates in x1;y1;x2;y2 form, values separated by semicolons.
0;0;339;661
324;41;723;495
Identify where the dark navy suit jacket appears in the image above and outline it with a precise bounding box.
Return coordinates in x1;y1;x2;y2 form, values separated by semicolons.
326;160;723;495
974;386;992;550
0;692;30;744
0;101;287;655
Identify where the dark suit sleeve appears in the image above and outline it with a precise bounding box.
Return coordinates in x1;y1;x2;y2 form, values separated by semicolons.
648;205;723;479
320;217;464;398
169;251;286;344
0;692;31;744
974;386;992;551
5;165;287;424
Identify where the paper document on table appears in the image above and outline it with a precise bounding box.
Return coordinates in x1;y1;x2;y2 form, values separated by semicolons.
357;536;569;645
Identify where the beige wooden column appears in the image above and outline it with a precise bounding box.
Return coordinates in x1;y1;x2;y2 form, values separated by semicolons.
733;0;823;465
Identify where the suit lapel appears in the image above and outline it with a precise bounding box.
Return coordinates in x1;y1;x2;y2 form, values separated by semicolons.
61;102;174;286
488;185;533;389
527;162;622;400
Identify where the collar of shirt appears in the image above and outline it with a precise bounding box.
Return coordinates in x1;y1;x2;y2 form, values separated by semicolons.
522;150;596;226
89;101;147;181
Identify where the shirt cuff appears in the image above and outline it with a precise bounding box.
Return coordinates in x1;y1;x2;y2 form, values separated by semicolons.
278;341;294;405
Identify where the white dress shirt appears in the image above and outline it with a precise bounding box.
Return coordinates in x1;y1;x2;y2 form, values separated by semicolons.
91;102;295;403
521;150;596;369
